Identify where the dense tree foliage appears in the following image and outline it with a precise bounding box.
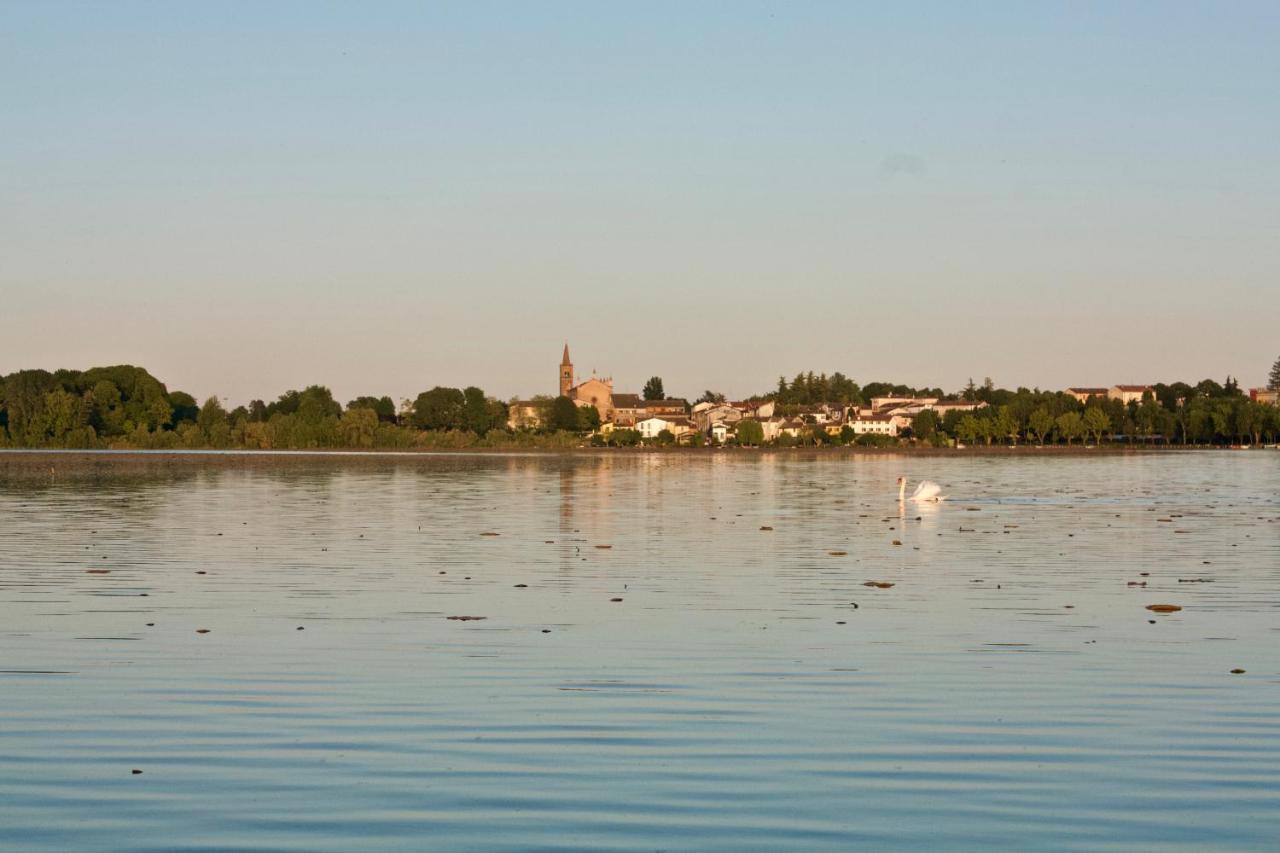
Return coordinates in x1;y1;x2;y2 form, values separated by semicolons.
1270;355;1280;391
736;420;765;446
0;367;527;449
347;396;397;423
548;396;581;432
642;376;665;401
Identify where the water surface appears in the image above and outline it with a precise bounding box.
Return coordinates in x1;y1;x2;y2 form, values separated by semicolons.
1;452;1278;851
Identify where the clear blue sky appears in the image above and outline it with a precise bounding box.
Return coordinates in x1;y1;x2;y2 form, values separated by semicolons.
3;1;1277;405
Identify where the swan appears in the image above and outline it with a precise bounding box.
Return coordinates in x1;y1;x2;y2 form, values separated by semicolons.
898;477;945;502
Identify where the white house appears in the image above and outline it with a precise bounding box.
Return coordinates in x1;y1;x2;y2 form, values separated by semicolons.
848;416;899;436
636;416;694;440
1109;385;1155;405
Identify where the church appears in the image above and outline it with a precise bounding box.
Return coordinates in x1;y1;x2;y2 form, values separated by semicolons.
560;344;614;422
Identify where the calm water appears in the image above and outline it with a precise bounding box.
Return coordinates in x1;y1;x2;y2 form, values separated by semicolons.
1;451;1278;851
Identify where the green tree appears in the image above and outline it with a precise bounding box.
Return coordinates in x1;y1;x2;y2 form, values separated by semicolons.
41;388;90;446
956;415;980;445
993;406;1018;445
296;386;342;421
1083;408;1111;445
695;390;726;404
549;396;581;432
1028;408;1054;445
737;419;765;446
197;397;231;447
1055;411;1084;446
338;407;378;448
348;396;397;423
412;387;465;431
1270;355;1280;391
89;380;125;436
576;403;601;432
168;391;200;425
643;376;665;401
461;386;495;435
609;428;641;446
911;409;939;440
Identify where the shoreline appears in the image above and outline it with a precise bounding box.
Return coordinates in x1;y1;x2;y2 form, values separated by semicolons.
0;444;1271;469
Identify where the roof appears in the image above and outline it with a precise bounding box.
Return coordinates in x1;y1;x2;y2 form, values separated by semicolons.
638;415;692;427
561;344;572;366
612;394;642;408
643;398;689;408
1113;384;1154;392
1067;387;1109;394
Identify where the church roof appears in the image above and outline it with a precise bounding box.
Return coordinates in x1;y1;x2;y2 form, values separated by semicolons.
561;344;572;366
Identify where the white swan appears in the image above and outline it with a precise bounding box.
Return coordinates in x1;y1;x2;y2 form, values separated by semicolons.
898;477;945;502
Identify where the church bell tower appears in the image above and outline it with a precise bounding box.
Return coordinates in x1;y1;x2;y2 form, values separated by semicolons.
559;343;573;397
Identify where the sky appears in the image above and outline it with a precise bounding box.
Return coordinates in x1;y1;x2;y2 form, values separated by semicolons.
2;1;1278;406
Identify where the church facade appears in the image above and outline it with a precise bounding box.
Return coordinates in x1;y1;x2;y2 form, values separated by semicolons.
560;344;614;421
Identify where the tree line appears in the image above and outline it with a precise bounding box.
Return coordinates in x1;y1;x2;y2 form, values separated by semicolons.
913;379;1280;447
2;363;1278;450
0;366;560;450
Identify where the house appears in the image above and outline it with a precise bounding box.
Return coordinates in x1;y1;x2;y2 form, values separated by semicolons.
636;416;694;440
642;399;690;418
1250;388;1279;406
930;400;987;415
848;416;899;437
1066;387;1109;404
1109;385;1155;405
758;417;787;442
710;422;730;444
692;403;743;433
870;396;938;414
610;393;644;426
778;418;807;438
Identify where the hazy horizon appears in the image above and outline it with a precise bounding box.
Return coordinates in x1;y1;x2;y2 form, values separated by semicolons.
4;2;1278;405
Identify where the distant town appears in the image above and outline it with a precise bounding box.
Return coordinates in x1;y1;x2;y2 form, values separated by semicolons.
498;345;1280;448
1;346;1278;450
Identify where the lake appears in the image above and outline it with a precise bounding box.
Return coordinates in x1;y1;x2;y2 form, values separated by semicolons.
1;451;1277;851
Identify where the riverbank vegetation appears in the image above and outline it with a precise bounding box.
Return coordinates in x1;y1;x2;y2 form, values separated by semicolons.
2;364;1278;450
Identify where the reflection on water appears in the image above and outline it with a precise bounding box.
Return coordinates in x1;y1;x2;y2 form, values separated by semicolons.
1;452;1279;851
